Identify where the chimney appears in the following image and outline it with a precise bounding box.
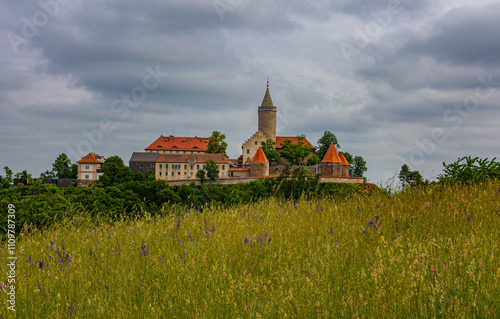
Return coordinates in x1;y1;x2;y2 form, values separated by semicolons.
169;135;173;142
188;137;191;142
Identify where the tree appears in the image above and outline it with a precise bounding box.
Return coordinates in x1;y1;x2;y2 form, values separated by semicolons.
144;170;156;182
99;156;125;186
438;156;500;184
0;166;13;188
261;139;280;164
15;170;33;185
196;170;206;184
52;153;76;179
399;164;423;188
351;156;367;177
205;160;219;181
279;136;311;165
40;170;56;179
307;154;320;165
316;131;340;160
207;131;228;157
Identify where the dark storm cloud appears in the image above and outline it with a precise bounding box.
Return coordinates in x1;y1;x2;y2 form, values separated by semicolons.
405;3;500;66
1;0;499;183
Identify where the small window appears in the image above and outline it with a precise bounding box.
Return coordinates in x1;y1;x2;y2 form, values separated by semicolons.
191;165;193;169
166;164;168;169
140;164;143;168
246;149;249;154
159;172;162;176
197;165;199;169
222;165;225;170
85;165;90;169
184;165;187;169
176;151;179;154
255;141;257;145
160;164;162;169
203;165;205;169
85;175;89;179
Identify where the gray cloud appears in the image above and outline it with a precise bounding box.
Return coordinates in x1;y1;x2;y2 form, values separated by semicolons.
1;0;499;183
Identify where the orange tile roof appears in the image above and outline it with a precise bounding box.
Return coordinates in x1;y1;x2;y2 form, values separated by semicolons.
156;153;230;164
145;136;209;152
275;136;315;149
252;147;269;163
321;143;341;163
77;153;105;164
339;152;350;166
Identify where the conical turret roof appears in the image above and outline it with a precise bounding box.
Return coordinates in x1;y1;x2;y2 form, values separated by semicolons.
321;143;341;163
339;152;350;166
252;147;269;163
259;88;275;110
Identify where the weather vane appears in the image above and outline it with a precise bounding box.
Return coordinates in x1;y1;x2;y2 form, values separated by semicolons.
267;77;269;89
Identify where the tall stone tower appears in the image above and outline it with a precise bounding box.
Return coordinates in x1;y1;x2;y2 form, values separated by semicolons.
257;80;277;141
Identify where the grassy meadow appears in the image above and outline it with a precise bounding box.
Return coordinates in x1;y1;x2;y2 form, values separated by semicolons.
2;181;500;318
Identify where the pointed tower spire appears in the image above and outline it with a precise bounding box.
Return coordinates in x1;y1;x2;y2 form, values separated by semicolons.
260;78;275;110
321;143;341;163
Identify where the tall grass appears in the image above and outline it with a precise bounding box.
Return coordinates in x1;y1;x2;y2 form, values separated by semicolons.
2;181;500;318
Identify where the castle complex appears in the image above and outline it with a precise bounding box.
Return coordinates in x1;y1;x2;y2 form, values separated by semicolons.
74;82;363;185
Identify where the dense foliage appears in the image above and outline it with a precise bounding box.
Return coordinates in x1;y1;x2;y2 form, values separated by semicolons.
439;156;500;184
0;169;378;235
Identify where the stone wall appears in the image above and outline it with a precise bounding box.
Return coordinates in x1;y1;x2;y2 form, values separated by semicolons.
268;163;319;176
320;176;363;184
250;162;269;177
320;162;342;176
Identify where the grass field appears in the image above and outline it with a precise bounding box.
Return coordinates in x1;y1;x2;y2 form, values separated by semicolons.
2;181;500;318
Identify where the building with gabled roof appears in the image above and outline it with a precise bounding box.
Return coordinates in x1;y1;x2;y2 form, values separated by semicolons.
129;152;159;176
155;153;230;180
77;153;105;181
145;135;209;154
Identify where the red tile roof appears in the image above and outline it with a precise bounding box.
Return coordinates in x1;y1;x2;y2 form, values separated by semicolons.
145;136;209;152
252;147;269;163
339;152;350;166
321;143;341;163
275;136;315;149
77;153;105;164
156;153;230;164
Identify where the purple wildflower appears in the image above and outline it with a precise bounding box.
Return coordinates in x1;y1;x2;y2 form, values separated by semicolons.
244;237;249;244
295;205;298;209
28;255;33;265
268;238;272;243
357;206;361;212
39;260;45;269
211;224;216;233
38;284;42;292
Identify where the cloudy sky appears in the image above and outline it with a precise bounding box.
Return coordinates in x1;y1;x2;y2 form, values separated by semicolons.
1;0;500;184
